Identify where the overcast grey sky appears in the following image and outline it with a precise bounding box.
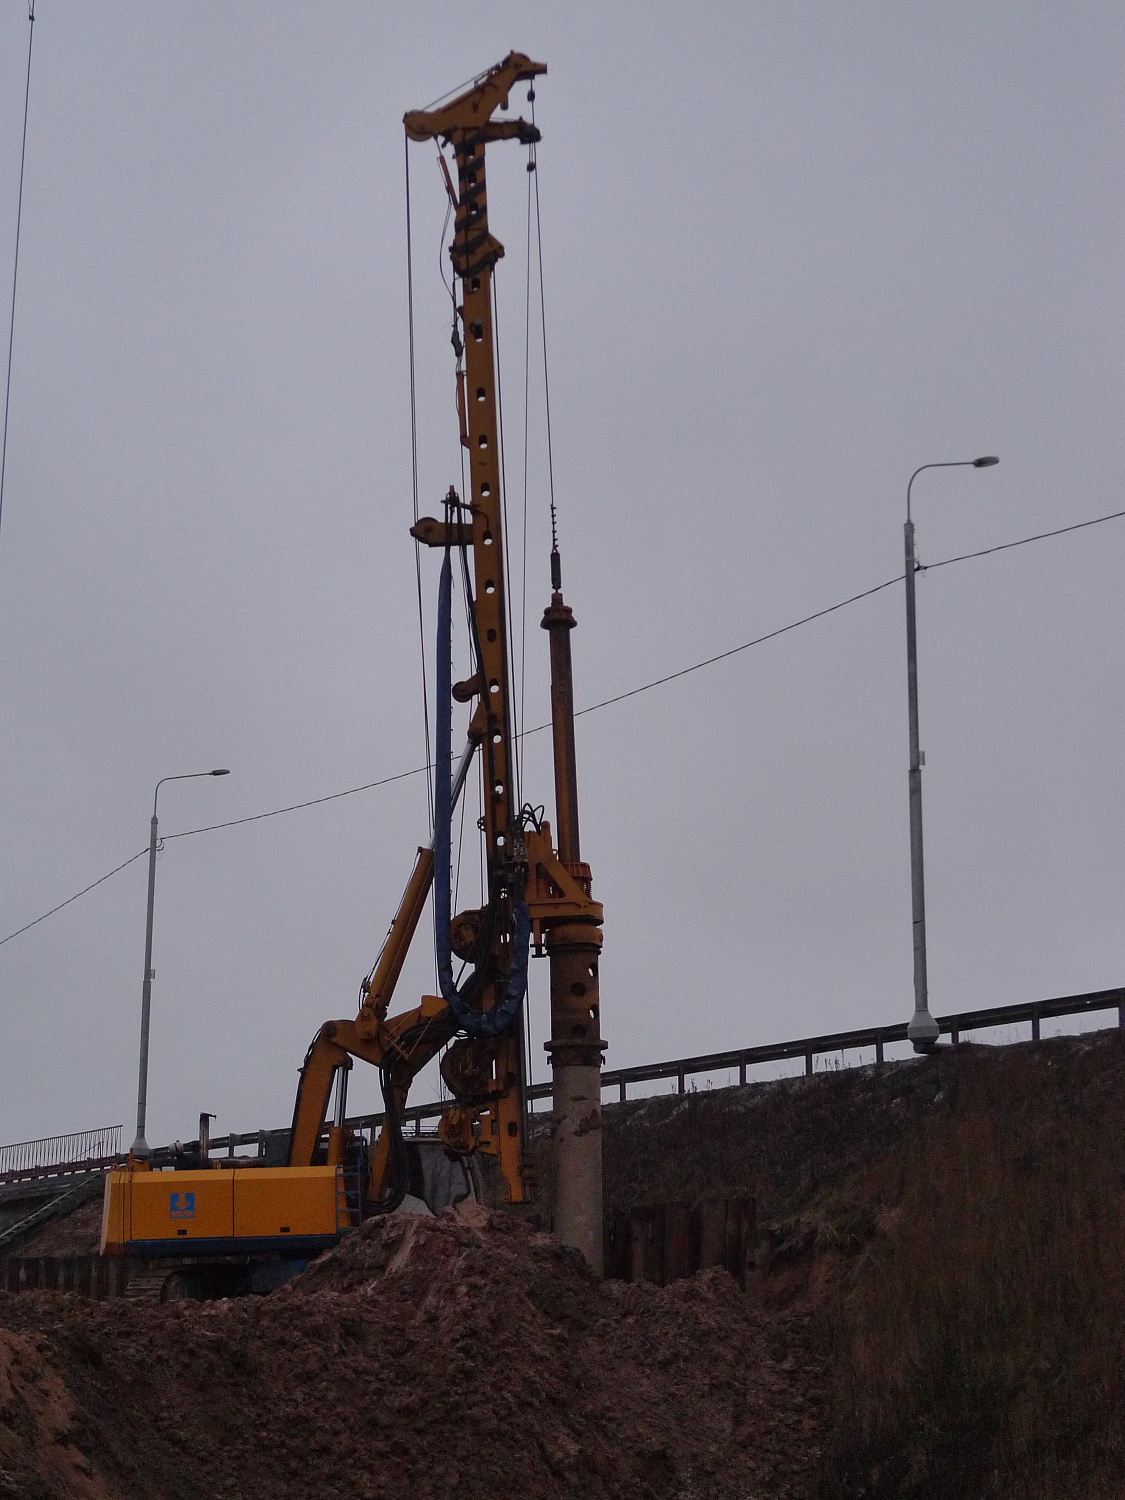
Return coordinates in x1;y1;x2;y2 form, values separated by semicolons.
1;2;1121;1148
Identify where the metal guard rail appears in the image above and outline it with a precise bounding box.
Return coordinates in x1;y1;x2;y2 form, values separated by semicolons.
4;987;1122;1180
339;983;1125;1135
0;1126;122;1183
150;985;1125;1152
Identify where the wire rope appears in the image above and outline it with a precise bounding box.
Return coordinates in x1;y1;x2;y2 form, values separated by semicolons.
491;272;523;812
419;66;491;114
530;108;559;560
519;90;543;1101
437;144;455;307
5;504;1124;947
0;1;36;553
519;140;534;797
441;144;474;909
405;137;434;831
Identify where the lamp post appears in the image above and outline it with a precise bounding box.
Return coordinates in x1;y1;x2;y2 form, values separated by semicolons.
131;768;230;1158
904;458;998;1053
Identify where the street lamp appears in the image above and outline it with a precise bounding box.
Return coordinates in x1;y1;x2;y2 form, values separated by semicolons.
130;768;230;1158
904;457;998;1053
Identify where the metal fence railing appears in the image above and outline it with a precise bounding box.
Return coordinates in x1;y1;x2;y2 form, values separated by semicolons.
330;984;1125;1138
6;987;1124;1180
0;1125;122;1183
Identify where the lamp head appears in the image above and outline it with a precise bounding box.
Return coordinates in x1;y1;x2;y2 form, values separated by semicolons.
210;769;230;776
972;456;1000;468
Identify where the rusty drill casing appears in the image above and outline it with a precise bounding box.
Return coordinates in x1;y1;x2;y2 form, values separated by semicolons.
543;592;581;865
541;589;605;1274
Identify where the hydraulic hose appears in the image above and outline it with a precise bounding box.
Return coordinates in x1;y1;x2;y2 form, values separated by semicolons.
435;548;530;1037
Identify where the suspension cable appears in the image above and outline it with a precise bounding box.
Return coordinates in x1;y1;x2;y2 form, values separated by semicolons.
437;142;456;308
420;66;491;115
0;1;36;555
520;138;534;789
404;136;434;830
530;94;559;567
519;90;541;1099
492;273;523;812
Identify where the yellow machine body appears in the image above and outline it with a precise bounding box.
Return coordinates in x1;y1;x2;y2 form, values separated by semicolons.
100;1164;346;1258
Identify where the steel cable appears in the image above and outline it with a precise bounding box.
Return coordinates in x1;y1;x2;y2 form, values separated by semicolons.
405;137;434;830
0;1;36;552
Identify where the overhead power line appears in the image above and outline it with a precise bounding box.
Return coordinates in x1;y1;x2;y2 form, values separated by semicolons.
2;502;1122;948
578;507;1125;722
0;847;146;948
922;509;1125;572
162;764;429;843
0;0;36;552
570;574;902;722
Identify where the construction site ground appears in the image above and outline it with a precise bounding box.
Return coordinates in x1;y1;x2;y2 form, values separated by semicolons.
3;1028;1124;1499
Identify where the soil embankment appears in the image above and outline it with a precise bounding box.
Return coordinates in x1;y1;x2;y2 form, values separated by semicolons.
1;1201;824;1499
601;1031;1125;1499
13;1195;105;1260
2;1029;1124;1499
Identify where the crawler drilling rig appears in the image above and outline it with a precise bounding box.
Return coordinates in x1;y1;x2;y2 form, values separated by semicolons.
102;53;606;1282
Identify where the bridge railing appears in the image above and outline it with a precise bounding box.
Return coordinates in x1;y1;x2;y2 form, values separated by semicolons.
6;987;1123;1178
331;984;1125;1138
0;1125;122;1184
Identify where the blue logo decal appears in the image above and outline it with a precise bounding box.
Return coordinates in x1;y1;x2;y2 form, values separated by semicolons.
169;1191;196;1220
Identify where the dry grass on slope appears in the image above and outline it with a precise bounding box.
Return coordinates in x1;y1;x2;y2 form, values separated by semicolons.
816;1036;1125;1500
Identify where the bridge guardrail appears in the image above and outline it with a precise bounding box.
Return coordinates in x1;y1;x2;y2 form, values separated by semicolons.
338;983;1125;1136
0;1126;122;1186
5;987;1121;1181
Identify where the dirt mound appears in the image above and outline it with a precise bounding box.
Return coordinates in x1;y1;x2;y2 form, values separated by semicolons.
0;1201;825;1499
0;1327;113;1499
15;1033;1123;1498
289;1195;592;1301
